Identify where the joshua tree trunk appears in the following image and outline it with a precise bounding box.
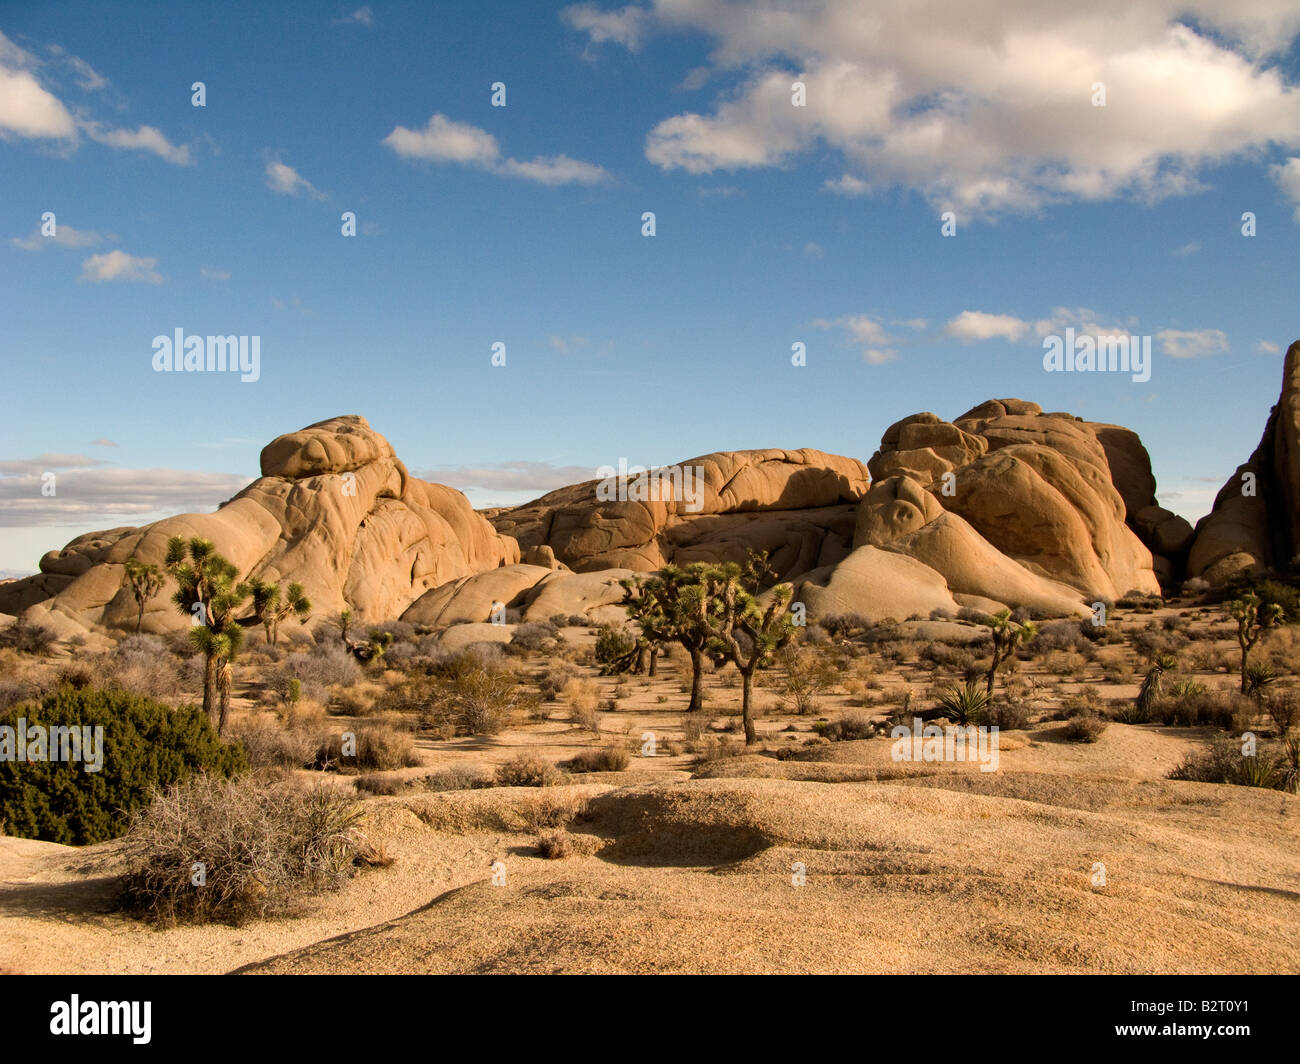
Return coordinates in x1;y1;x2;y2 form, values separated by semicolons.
202;653;219;728
636;644;648;674
135;600;145;633
649;646;659;677
741;665;757;745
688;647;704;712
1239;638;1250;694
216;659;233;735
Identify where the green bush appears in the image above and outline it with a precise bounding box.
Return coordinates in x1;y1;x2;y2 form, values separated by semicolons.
0;686;245;844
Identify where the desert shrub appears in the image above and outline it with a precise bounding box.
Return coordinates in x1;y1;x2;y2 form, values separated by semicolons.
956;607;990;624
1244;659;1278;700
387;656;536;736
1153;688;1249;729
102;634;186;700
919;642;974;672
1266;693;1299;734
1036;620;1096;655
0;680;32;712
814;712;877;742
565;745;629;773
1064;712;1108;743
536;660;581;702
0;686;245;845
0;619;57;655
984;702;1031;730
120;774;365;924
316;718;419;773
354;773;407;796
776;646;837;715
594;625;638;673
934;681;989;725
421;764;493;792
536;829;573;859
1169;734;1297;791
1041;649;1089;677
507;622;557;655
495;755;566;787
564;677;601;733
517;790;585;831
230;714;322;769
283;642;361;690
822;613;871;642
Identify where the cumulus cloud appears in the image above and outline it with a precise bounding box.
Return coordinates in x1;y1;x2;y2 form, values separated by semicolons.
0;464;249;526
813;313;898;363
1257;340;1281;353
561;4;649;51
1271;156;1300;219
382;112;609;185
568;1;1300;217
79;250;163;284
945;310;1030;343
0;30;189;161
1156;328;1230;358
265;160;323;197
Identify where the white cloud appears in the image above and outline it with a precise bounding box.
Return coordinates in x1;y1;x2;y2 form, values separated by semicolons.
803;241;824;258
200;266;231;281
591;1;1300;217
0;464;248;526
82;121;191;164
862;348;898;365
1271;156;1300;219
0;63;77;139
383;112;609;185
333;7;374;27
548;334;591;353
814;314;899;363
1032;306;1135;340
1173;241;1201;256
89;438;118;448
383;113;499;164
79;250;163;284
1257;339;1281;353
562;4;649;51
265;160;323;197
47;44;108;91
499;153;608;185
823;173;870;196
1156;328;1230;358
10;223;102;250
945;310;1030;343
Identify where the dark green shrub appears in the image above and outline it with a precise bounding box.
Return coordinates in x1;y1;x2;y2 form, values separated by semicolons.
0;686;245;844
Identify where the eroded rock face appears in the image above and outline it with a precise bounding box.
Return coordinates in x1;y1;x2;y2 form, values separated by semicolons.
834;400;1161;612
1189;341;1300;584
0;417;517;635
489;448;870;580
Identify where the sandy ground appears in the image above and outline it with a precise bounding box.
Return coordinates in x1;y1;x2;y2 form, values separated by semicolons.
2;720;1297;975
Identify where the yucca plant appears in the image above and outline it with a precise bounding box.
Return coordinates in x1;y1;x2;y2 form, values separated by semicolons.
936;680;990;725
1134;653;1177;722
1244;659;1277;701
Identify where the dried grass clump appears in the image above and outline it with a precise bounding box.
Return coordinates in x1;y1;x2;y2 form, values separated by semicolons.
495;755;567;788
565;745;630;773
121;774;367;925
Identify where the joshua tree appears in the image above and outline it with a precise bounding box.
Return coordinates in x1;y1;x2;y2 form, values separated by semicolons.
1228;593;1284;695
1136;652;1177;720
121;558;165;633
706;560;798;745
165;536;249;733
622;563;721;711
619;573;677;677
985;609;1038;698
246;577;312;645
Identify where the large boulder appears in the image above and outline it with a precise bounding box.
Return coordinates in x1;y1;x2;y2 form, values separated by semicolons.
1188;341;1300;584
0;416;518;637
489;448;869;578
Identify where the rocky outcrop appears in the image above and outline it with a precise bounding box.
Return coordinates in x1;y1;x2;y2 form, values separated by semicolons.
1188;341;1300;584
489;448;869;580
822;401;1161;612
0;417;517;635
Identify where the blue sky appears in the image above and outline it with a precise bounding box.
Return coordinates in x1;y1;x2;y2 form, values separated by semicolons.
3;0;1300;574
